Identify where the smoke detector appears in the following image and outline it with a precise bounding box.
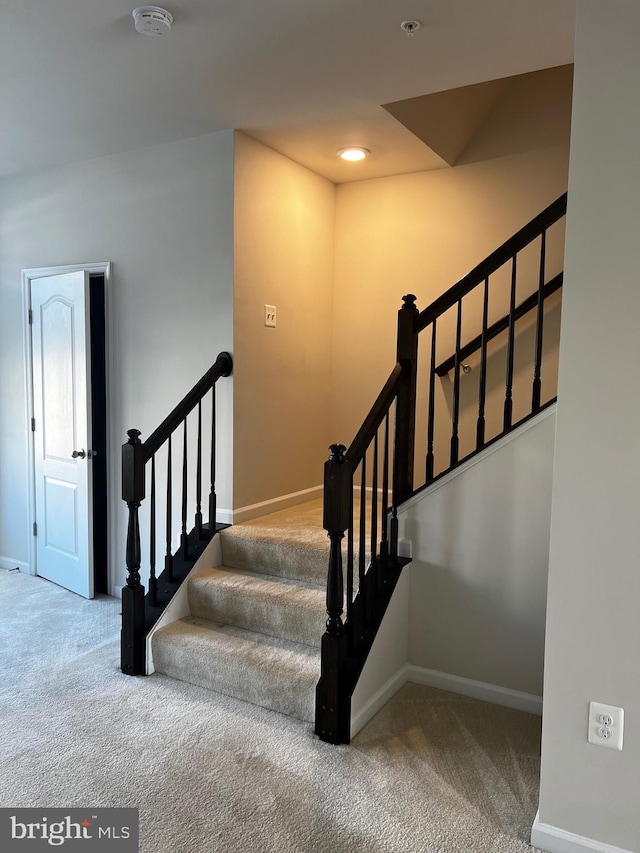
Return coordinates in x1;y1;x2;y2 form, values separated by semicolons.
400;20;421;36
132;6;173;36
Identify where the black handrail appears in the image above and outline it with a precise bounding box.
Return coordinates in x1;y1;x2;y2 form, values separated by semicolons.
143;353;232;460
434;272;563;376
415;193;567;333
121;351;233;676
345;362;404;468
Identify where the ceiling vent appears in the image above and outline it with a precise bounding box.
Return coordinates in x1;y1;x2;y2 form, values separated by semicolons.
132;6;173;36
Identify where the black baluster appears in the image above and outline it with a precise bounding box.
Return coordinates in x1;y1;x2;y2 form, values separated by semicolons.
371;431;379;595
326;531;344;635
395;294;419;504
208;385;217;530
121;428;146;675
532;230;546;412
476;277;489;450
426;321;436;482
346;489;354;633
359;453;367;620
504;255;517;431
390;505;399;563
324;444;348;636
181;417;188;559
316;442;351;745
165;434;173;583
195;400;203;540
380;412;390;582
450;299;462;467
149;454;157;607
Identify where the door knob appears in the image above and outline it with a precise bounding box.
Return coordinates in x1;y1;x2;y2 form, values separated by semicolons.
72;449;86;459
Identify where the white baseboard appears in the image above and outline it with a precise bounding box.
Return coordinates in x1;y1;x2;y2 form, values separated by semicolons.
0;556;30;573
216;508;234;525
531;811;637;853
351;666;408;738
406;664;543;715
351;663;542;739
232;485;322;524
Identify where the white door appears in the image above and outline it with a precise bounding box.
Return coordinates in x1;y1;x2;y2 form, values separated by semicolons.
31;271;94;598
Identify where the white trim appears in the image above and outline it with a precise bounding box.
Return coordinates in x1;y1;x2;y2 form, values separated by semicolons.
215;508;234;525
21;277;37;576
351;663;542;738
351;665;407;738
0;557;30;573
406;664;543;715
531;811;637;853
22;263;112;588
397;403;557;516
232;485;323;523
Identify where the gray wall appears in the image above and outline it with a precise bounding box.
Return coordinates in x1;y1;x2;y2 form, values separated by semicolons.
0;130;235;595
536;2;640;850
402;408;555;699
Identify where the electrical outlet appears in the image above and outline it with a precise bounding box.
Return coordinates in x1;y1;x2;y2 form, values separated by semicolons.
264;304;276;328
588;701;624;751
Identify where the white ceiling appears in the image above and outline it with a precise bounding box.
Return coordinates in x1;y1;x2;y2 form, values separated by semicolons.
1;0;576;182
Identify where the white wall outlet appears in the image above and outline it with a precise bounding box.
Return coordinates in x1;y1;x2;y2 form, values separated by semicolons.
588;701;624;750
398;537;412;558
264;304;276;328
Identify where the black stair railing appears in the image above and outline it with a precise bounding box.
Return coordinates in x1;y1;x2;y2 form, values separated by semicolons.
317;193;567;744
316;297;417;744
121;351;232;676
414;193;566;486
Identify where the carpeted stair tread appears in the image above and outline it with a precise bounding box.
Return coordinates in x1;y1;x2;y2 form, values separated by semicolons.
219;499;329;583
188;566;326;649
152;616;320;722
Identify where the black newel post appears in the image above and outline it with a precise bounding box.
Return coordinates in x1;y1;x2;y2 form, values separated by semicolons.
395;294;419;506
316;443;351;744
121;429;147;675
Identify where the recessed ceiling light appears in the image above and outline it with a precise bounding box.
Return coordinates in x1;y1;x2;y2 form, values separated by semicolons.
132;6;173;36
337;147;370;162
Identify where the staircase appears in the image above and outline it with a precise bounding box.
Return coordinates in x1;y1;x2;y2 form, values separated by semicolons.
121;192;568;746
151;501;328;722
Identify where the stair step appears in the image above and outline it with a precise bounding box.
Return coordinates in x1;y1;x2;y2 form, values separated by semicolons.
188;566;326;649
152;617;320;722
218;504;329;584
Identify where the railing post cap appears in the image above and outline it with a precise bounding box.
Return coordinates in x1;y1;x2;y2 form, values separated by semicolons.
401;294;418;309
328;443;346;462
127;429;142;444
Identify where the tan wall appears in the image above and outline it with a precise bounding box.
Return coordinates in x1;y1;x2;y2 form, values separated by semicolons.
233;133;336;509
330;144;570;480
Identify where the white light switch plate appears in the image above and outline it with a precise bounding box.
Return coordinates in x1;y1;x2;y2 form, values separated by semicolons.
264;304;276;327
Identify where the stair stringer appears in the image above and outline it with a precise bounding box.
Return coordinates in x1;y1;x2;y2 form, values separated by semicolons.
145;534;223;675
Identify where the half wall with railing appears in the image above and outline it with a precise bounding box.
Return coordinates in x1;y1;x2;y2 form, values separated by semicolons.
317;193;567;743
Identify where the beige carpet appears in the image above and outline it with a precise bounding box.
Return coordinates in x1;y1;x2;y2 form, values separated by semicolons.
0;567;543;853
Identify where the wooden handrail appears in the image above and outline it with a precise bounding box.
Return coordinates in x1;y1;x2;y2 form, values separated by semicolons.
143;351;232;460
415;193;567;334
435;272;563;376
345;362;405;470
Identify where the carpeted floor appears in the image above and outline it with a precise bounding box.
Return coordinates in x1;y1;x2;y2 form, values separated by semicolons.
0;568;542;852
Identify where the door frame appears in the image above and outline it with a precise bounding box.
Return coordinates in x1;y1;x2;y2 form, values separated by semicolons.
22;262;113;587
